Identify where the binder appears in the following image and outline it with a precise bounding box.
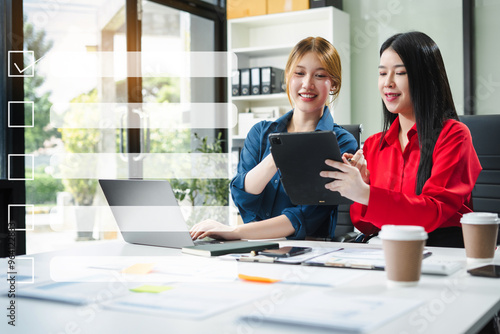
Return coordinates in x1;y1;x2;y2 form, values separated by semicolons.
250;67;261;95
232;69;240;96
260;67;284;94
240;68;250;96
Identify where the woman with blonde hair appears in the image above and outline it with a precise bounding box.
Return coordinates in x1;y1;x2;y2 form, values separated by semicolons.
191;36;357;241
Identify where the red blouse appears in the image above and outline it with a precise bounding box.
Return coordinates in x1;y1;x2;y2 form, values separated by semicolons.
350;117;482;235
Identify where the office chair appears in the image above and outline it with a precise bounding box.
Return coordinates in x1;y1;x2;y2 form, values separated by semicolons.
460;115;500;245
333;124;363;242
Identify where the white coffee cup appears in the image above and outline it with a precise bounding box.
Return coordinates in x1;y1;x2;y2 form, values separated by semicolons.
379;225;428;287
461;212;499;264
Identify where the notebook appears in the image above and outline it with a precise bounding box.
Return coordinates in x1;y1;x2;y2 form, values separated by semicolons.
269;131;352;205
99;179;278;254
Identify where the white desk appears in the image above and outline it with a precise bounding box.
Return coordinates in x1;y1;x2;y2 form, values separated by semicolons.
1;240;499;334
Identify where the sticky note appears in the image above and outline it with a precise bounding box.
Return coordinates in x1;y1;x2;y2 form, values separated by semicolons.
130;285;174;293
120;263;155;274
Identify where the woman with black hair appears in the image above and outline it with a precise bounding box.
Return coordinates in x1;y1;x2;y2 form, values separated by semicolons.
321;31;482;247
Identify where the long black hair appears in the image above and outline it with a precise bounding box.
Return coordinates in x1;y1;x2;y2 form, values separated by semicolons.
379;31;459;195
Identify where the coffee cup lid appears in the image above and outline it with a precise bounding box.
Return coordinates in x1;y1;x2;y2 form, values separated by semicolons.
460;212;499;225
379;225;428;241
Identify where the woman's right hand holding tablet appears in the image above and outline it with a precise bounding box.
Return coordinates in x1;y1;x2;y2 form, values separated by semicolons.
343;149;370;184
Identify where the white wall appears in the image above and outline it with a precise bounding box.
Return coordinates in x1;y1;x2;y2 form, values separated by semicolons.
344;0;463;142
474;0;500;115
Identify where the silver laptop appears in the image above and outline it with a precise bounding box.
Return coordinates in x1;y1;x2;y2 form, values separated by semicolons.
99;179;227;248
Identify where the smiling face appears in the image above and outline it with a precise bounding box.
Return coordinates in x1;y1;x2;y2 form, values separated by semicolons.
289;52;334;116
378;48;414;119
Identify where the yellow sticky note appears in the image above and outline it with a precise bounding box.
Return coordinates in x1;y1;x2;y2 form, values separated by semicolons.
120;263;155;274
130;285;174;293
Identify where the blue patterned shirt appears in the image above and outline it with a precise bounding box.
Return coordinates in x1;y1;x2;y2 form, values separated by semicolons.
230;106;358;239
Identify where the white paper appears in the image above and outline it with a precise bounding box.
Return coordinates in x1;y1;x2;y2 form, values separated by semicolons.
237;261;367;287
15;278;132;305
219;247;342;264
105;282;272;319
50;256;238;283
305;248;461;275
240;290;423;333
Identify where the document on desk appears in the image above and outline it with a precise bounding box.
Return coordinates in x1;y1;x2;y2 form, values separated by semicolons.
239;290;423;333
220;247;342;264
50;256;238;283
237;261;367;287
15;279;132;305
104;282;272;319
304;248;461;275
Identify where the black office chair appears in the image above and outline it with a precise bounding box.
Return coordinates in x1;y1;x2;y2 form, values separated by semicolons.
460;115;500;245
333;124;363;242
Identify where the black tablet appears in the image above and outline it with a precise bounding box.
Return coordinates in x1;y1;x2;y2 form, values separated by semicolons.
269;131;352;206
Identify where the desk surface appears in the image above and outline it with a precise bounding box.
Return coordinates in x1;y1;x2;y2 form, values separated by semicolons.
1;240;499;334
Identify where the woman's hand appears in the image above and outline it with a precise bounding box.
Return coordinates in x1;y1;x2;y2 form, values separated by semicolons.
320;156;370;205
244;153;278;195
342;149;370;184
190;219;240;241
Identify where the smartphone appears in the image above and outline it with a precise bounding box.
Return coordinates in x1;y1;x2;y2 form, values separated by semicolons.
259;246;312;258
467;265;500;278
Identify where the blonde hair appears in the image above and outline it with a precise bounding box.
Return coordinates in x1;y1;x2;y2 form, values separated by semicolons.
284;36;342;107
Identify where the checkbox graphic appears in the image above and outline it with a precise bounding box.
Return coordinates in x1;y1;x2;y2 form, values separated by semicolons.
8;101;34;128
8;154;34;180
8;51;36;77
8;204;35;231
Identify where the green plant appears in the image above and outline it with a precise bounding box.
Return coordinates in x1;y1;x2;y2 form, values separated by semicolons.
24;16;58;153
26;168;64;205
169;132;230;226
59;89;100;206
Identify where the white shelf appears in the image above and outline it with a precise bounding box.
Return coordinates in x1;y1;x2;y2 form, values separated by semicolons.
232;45;295;58
229;8;339;51
232;93;287;102
228;6;351;164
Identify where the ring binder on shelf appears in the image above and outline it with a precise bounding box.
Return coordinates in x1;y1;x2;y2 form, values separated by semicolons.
250;67;261;95
240;68;250;96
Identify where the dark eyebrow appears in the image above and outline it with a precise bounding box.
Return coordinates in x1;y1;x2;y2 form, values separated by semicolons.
378;64;406;69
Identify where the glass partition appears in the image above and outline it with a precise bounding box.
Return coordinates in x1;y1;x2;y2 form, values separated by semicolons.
23;0;127;253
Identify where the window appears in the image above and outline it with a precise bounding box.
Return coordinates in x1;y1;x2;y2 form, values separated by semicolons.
15;0;227;254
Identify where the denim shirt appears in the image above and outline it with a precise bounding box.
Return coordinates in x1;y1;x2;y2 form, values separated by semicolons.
230;106;358;239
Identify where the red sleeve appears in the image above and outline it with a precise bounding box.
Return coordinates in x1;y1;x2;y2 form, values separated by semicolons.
350;135;380;235
351;121;482;234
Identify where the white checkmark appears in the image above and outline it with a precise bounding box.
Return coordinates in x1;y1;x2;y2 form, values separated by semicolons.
13;54;46;74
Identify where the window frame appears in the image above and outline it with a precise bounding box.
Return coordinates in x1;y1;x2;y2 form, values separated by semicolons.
0;0;26;257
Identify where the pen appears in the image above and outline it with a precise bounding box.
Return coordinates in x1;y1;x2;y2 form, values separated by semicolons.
238;256;274;263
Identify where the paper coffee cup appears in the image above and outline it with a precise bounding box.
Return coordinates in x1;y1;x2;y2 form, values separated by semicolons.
461;212;499;264
379;225;428;287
